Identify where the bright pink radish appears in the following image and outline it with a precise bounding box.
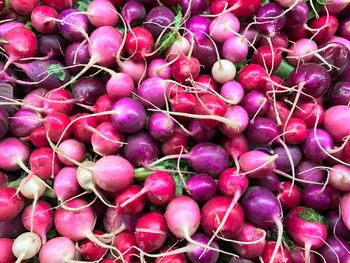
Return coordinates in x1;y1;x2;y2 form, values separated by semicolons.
10;109;41;137
29;147;61;180
31;6;58;34
138;77;167;108
93;155;134;192
91;122;124;156
239;151;277;178
148;59;172;79
106;72;134;101
0;238;15;263
134;211;167;252
57;139;86;166
209;13;240;43
341;192;350;230
42;89;74;115
12;232;41;262
115;185;147;214
87;0;119;27
261;241;291;263
53;167;80;202
77;230;108;261
39;237;76;263
283;118;307;145
165;196;201;239
287;39;318;66
219;105;249;137
10;0;38;15
21;201;53;244
329;164;350;191
324;105;350;142
232;223;266;259
112;231;137;262
44;113;72;143
0;137;30;171
278;181;301;210
0;187;24;222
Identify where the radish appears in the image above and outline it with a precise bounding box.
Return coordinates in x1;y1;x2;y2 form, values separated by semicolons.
219;105;249;137
77;230;108;261
29;147;61;180
31;6;59;34
125;27;154;62
211;59;236;84
277;181;301;210
42;0;76;12
148;59;172;79
87;0;119;27
21;201;53;244
91;122;124;156
58;8;89;42
189;119;216;142
115;185;147;215
0;21;25;38
0;188;24;222
329;164;350;191
39;237;76;263
238;151;277;178
57;139;86;166
155;247;187;263
324;105;350;142
106;72;134;101
194;94;227;128
209;13;240;43
186;233;220;263
138;77;167;108
10;0;38;16
72;77;106;106
327;210;350;241
38;34;66;59
53;167;81;203
148;112;175;142
286;206;328;261
172;55;201;84
186;174;217;203
112;231;137;262
12;232;42;262
0;138;31;171
319;236;350;263
71;113;99;143
122;0;146;28
0;238;15;263
261;241;292;263
340;192;350;230
64;42;91;75
9;109;42;137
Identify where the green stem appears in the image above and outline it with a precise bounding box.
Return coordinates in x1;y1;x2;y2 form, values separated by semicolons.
273;59;295;80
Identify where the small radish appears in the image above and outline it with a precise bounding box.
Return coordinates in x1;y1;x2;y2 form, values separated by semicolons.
31;6;58;34
341;192;350;230
39;237;76;263
0;238;15;263
172;55;201;84
211;59;236;84
0;137;31;171
115;185;147;215
87;0;119;27
12;232;41;262
57;139;86;166
53;167;80;203
186;174;217;203
10;0;38;16
278;181;301;210
29;147;61;180
329;164;350;192
112;231;137;262
77;230;108;261
261;241;292;263
239;151;277;178
0;187;25;222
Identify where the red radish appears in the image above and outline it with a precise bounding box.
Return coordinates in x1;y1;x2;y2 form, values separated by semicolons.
29;147;61;180
209;13;240;43
77;230;108;261
57;139;86;166
261;241;292;263
10;0;38;15
266;101;291;125
53;167;80;203
232;223;266;259
115;185;147;214
171;93;198;122
309;15;338;44
87;0;119;27
155;247;187;263
194;94;227;128
0;238;15;263
277;181;301;210
283;118;307;145
0;137;31;171
71;113;99;143
112;231;137;262
93;155;134;193
172;55;201;84
237;64;267;91
125;27;154;62
31;6;58;34
3;27;38;69
134;211;168;252
42;0;76;12
21;201;53;244
252;45;282;71
0;187;24;222
44;113;72;143
12;232;41;262
161;130;188;155
39;237;76;263
91;122;124;156
42;89;74;115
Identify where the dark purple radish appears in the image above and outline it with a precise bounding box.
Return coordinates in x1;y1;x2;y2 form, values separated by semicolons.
148;112;175;142
91;122;124;156
255;3;286;35
0;21;24;38
72;77;105;106
326;211;350;241
286;206;328;261
10;109;42;137
241;186;283;263
246;117;279;146
86;0;119;27
186;233;219;263
21;201;53;244
189;119;216;142
111;98;147;134
38;35;66;59
241;91;269;118
121;0;146;27
0;188;25;222
302;129;334;162
53;167;80;203
296;160;325;187
14;59;70;90
319;237;350;263
0;213;25;238
238;151;277;178
64;41;91;75
328;82;350;106
0;138;30;171
58;8;89;42
144;6;174;38
273;144;302;173
124;131;160;167
254;172;281;193
121;171;175;207
180;0;207;16
134;211;168;253
186;174;217;203
285;1;308;29
302;185;332;212
39;237;76;263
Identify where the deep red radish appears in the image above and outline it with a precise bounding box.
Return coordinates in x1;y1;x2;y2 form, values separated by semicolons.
237;64;267;91
134;211;168;252
161;130;188;155
0;137;31;171
0;238;15;263
42;0;76;11
294;102;324;128
231;0;261;18
87;0;119;27
266;101;291;125
42;89;74;115
31;6;58;34
122;0;146;27
324;105;350;142
93;155;134;193
277;181;301;210
0;188;24;222
29;147;60;180
329;164;350;192
115;185;147;214
77;230;108;261
10;0;38;15
39;237;76;263
252;45;282;71
155;247;187;263
261;241;291;263
57;139;86;166
171;93;198;122
112;231;137;262
121;171;175;207
232;223;266;259
193;74;218;96
309;15;338;44
91;122;124;156
125;27;154;62
186;174;217;202
172;55;201;84
106;73;134;102
283;118;307;145
341;192;350;230
165;196;201;239
286;206;328;261
194;94;227;128
201;196;244;239
21;201;53;244
3;27;38;69
211;59;236;84
12;232;41;262
287;39;318;66
239;151;277;178
118;59;147;83
10;109;42;137
44;113;72;143
71;113;99;143
53;167;80;203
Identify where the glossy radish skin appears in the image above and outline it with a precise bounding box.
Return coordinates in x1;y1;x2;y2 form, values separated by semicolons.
278;182;301;210
261;241;292;263
29;147;61;180
57;139;86;166
125;27;154;62
0;188;25;222
12;232;42;261
187;233;220;263
172;56;200;84
324;105;350;142
329;164;350;192
91;122;124;156
53;167;80;202
31;6;58;34
87;0;119;27
341;192;350;230
77;230;107;261
187;174;217;203
0;138;31;171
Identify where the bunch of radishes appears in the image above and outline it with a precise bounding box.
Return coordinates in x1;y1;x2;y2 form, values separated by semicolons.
0;0;350;262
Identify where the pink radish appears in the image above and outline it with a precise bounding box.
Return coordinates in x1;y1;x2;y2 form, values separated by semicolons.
0;187;25;222
0;138;31;171
39;237;76;263
0;238;15;263
53;167;81;203
341;192;350;230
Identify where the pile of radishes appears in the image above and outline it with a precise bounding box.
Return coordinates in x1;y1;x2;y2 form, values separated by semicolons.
0;0;350;262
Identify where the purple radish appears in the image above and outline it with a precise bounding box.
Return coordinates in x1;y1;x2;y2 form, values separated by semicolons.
138;77;167;108
186;174;217;203
254;172;281;193
273;144;302;173
58;8;89;42
189;119;216;142
0;21;24;38
186;233;219;263
64;41;91;75
91;122;124;156
122;0;146;27
144;6;174;38
148;112;175;142
327;211;350;241
10;109;42;137
38;35;66;59
296;160;325;187
302;185;332;212
302;129;334;161
256;3;286;35
319;236;350;263
0;213;25;238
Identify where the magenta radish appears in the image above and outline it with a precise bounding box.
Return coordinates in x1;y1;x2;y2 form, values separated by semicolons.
21;201;53;244
341;192;350;230
58;8;89;42
53;167;80;203
0;238;15;263
12;232;41;262
93;155;134;192
106;72;134;101
71;113;99;143
27;127;47;147
172;55;201;84
238;151;277;178
39;236;76;263
9;109;42;137
261;241;292;263
320;236;350;263
57;139;86;166
112;231;137;262
29;147;61;180
138;77;167;108
287;39;318;66
31;6;59;34
148;112;175;142
64;41;91;75
219;105;249;137
232;223;266;259
278;181;301;210
286;206;328;260
0;21;25;38
0;188;24;222
77;230;108;261
186;233;220;263
87;0;118;27
302;129;334;162
186;174;217;203
324;105;350;142
91;122;124;156
115;185;147;215
221;134;249;166
147;59;172;79
209;13;240;43
134;211;167;252
125;27;154;62
42;89;74;115
0;137;31;171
